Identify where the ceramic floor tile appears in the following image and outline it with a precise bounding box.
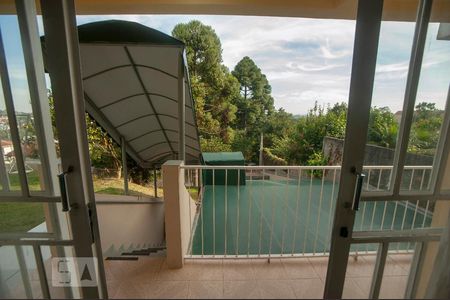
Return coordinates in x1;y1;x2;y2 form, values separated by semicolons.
352;275;408;299
224;280;261;299
252;259;287;280
101;256;410;299
113;281;147;299
145;280;189;299
106;280;120;299
388;254;413;273
307;257;329;279
282;258;320;279
345;255;376;278
342;278;367;299
188;280;223;299
308;255;376;279
363;255;409;276
104;259;142;282
127;257;163;283
223;259;255;280
380;275;408;299
188;259;223;281
351;276;371;297
156;261;195;281
257;280;296;299
289;278;324;299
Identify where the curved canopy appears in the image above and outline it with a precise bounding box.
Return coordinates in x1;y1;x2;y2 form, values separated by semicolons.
76;20;201;167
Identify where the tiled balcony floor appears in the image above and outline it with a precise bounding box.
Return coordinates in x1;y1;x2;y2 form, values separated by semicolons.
105;253;412;299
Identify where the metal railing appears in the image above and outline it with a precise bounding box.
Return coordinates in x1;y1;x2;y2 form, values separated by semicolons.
182;165;433;258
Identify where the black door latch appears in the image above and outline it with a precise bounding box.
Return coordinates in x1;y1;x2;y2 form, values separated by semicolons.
340;226;349;238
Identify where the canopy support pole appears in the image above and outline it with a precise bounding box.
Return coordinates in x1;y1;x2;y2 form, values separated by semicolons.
178;52;186;162
121;136;129;195
153;167;158;198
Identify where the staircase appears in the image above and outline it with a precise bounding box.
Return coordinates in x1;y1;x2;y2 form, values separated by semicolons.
106;246;166;260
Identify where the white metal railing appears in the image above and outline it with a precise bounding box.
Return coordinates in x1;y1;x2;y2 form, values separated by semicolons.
182;165;433;258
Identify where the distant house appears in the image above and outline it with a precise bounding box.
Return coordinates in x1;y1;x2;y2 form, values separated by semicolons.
1;140;13;156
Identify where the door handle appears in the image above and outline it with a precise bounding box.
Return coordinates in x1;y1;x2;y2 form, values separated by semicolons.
58;166;73;212
352;172;365;211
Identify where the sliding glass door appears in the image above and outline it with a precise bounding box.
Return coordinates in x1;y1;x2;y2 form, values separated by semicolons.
0;0;107;298
325;0;450;298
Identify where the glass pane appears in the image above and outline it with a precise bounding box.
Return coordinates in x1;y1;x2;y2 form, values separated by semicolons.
42;246;82;299
354;200;433;233
0;245;80;299
0;245;36;299
0;71;20;193
0;202;52;233
342;243;378;298
362;1;419;192
346;243;414;299
400;2;450;192
0;11;47;193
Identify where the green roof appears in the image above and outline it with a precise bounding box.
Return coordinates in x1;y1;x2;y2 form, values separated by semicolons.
77;20;184;46
201;152;245;165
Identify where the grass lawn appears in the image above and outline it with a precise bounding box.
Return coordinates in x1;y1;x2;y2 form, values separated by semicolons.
93;177;163;197
0;202;45;233
8;171;42;191
1;175;163;233
0;171;45;233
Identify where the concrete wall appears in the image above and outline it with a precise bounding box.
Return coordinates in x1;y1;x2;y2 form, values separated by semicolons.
323;136;434;166
162;161;197;269
95;194;165;257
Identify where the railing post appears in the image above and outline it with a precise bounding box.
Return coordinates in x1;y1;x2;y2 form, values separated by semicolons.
162;160;190;268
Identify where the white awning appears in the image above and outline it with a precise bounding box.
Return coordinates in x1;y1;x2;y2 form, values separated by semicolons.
75;20;201;167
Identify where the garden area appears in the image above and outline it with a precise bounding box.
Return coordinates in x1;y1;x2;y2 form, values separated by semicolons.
0;169;162;233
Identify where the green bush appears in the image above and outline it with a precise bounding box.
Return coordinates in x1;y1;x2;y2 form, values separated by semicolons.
306;151;329;178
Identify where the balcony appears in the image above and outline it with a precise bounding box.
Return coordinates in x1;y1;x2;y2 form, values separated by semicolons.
103;254;413;299
0;162;434;299
167;164;433;260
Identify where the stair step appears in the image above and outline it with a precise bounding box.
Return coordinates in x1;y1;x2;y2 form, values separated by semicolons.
106;256;138;261
120;247;167;256
122;251;150;256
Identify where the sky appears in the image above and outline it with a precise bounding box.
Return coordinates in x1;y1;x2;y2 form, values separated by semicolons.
0;14;449;115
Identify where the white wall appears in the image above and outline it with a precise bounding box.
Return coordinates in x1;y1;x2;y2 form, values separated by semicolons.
95;194;165;257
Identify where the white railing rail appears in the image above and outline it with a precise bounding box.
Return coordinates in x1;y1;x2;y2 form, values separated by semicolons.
181;165;433;258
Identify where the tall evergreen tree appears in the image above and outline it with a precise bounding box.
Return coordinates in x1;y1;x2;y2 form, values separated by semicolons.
172;20;239;149
232;56;274;129
231;56;276;161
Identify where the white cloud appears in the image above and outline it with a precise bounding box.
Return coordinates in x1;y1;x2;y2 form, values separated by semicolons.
376;61;409;73
286;61;344;72
59;16;450;113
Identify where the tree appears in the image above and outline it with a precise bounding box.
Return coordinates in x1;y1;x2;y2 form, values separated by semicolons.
172;21;239;149
172;20;222;81
270;102;347;165
409;102;443;155
48;91;122;177
85;115;122;176
230;56;278;162
232;56;274;130
367;106;398;148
